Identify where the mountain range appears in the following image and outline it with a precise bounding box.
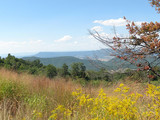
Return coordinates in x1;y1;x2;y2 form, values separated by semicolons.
4;49;145;71
23;56;137;71
33;49;114;61
23;56;108;71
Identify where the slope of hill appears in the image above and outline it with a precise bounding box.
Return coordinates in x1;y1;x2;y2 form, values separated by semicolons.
23;56;107;71
105;58;137;70
24;55;159;71
105;56;160;71
22;56;139;71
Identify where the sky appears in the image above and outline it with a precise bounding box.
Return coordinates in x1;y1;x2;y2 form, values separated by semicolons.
0;0;159;55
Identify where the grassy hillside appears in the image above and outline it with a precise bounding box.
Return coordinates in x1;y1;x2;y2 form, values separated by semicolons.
0;68;159;119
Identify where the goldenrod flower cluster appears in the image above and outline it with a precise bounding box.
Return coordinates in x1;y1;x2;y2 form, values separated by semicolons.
143;84;160;119
49;105;72;120
49;84;160;120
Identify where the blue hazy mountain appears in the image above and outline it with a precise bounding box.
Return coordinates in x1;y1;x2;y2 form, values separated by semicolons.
33;49;114;61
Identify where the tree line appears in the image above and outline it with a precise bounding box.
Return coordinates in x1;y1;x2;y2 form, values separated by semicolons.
0;54;111;81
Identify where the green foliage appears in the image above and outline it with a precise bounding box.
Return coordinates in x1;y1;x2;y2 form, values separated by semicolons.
130;71;147;82
3;54;158;83
4;54;18;70
46;64;57;78
25;94;47;111
79;62;86;78
87;68;111;81
75;78;88;87
3;54;44;73
31;59;43;68
70;62;86;79
0;57;4;66
71;63;80;78
0;80;27;100
60;63;70;77
113;72;127;81
28;67;38;75
90;80;101;87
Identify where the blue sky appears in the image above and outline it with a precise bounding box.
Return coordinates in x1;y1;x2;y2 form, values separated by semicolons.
0;0;159;54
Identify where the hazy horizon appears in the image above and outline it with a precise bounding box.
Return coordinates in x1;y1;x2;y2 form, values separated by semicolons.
0;48;110;57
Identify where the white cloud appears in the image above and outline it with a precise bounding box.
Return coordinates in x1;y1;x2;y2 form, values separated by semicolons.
74;41;78;44
91;26;103;32
50;35;106;52
0;40;43;47
94;18;144;26
0;40;45;54
54;35;72;42
29;40;43;44
0;35;106;55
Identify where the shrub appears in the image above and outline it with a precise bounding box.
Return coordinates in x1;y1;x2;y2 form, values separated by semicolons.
0;80;27;100
46;64;57;78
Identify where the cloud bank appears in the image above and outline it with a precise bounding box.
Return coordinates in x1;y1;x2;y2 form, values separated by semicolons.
94;18;144;26
54;35;72;42
91;26;103;32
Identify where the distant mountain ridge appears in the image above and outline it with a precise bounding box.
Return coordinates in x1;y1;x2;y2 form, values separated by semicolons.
34;49;114;61
23;49;160;71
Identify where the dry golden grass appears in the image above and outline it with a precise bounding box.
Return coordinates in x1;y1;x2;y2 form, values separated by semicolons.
0;68;88;119
0;68;156;120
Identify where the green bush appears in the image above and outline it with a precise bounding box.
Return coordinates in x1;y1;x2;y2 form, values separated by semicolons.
46;64;57;78
0;79;27;100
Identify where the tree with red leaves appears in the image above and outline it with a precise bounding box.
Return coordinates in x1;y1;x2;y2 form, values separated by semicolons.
90;0;160;83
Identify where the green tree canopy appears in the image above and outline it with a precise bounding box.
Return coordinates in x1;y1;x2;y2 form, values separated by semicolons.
46;64;57;78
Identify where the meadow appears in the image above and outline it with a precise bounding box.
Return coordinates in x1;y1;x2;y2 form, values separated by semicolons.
0;68;159;120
